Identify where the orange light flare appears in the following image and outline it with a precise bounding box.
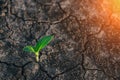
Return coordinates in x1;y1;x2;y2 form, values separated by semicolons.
108;0;120;16
110;0;120;13
101;0;120;29
110;0;120;29
102;0;120;15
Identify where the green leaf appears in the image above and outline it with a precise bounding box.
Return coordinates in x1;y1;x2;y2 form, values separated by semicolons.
23;46;35;53
34;35;54;52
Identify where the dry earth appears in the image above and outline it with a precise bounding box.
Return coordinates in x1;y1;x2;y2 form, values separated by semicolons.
1;0;120;80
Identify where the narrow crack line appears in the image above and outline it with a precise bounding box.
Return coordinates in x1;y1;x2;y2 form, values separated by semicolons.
70;15;82;29
80;54;102;80
57;2;66;13
9;0;12;15
38;63;53;79
21;61;32;75
85;68;102;71
52;13;70;24
22;61;32;67
0;61;10;65
9;0;70;25
52;63;80;79
31;62;52;80
80;40;89;53
101;68;117;80
92;57;117;80
0;61;32;67
9;0;25;21
81;54;86;80
9;0;38;22
0;61;32;80
81;54;85;70
5;15;11;31
71;39;89;59
40;67;53;79
20;61;32;80
38;12;70;24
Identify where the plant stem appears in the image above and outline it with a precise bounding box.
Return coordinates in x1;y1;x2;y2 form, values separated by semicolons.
35;52;39;62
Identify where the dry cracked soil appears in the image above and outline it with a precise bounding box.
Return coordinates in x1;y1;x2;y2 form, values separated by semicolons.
1;0;120;80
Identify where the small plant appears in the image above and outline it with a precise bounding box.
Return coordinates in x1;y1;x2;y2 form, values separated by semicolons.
23;35;54;62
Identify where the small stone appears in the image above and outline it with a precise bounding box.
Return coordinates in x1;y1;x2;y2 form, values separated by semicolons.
0;29;3;33
1;12;5;16
32;64;39;74
0;40;5;47
40;55;47;62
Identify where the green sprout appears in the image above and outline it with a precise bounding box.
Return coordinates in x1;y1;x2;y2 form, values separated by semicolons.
23;35;54;62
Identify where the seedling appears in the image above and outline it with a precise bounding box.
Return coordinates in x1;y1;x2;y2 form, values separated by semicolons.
23;35;54;62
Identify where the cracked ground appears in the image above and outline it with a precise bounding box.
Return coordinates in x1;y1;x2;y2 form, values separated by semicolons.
1;0;120;80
